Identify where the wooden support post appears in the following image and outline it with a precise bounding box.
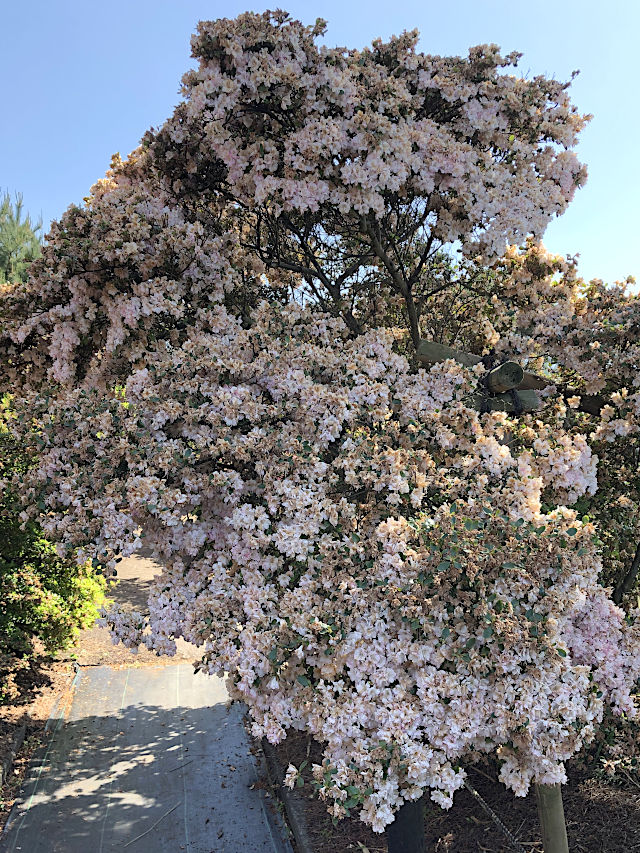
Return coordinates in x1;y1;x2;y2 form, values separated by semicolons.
535;784;569;853
416;339;604;417
485;361;524;394
467;389;541;413
386;796;426;853
417;340;538;394
416;340;482;369
517;373;605;416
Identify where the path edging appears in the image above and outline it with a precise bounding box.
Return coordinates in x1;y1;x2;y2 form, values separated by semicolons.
261;737;315;853
1;663;78;789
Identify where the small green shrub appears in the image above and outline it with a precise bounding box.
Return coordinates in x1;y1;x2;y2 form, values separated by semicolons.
0;511;105;656
0;406;105;699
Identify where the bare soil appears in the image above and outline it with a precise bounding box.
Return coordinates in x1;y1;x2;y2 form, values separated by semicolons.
272;730;640;853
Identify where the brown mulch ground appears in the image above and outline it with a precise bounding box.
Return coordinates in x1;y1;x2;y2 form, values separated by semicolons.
0;654;75;831
272;730;640;853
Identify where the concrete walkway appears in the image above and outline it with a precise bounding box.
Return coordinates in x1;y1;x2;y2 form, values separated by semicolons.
0;556;292;853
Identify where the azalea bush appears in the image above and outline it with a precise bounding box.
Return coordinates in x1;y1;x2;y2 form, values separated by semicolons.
412;243;640;605
0;10;638;834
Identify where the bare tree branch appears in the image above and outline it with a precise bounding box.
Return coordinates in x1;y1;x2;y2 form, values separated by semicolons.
613;542;640;605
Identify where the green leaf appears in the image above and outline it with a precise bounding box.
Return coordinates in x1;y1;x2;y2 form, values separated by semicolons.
297;675;311;687
557;648;567;657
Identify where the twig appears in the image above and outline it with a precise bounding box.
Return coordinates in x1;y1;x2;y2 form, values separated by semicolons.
468;764;497;785
168;759;194;773
462;780;528;853
620;767;640;792
613;542;640;605
123;801;181;848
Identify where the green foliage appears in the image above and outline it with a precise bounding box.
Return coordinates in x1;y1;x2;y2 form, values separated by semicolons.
572;697;640;787
0;402;105;690
0;191;43;284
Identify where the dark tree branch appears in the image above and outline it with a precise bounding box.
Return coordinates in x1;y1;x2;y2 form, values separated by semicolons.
613;541;640;605
408;233;438;288
362;217;422;349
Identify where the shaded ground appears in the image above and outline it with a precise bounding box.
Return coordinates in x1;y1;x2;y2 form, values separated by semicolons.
1;664;290;853
273;730;640;853
72;553;197;667
1;552;169;829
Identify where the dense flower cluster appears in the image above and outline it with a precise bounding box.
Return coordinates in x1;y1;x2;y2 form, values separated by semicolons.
470;243;640;600
1;11;638;833
171;12;587;254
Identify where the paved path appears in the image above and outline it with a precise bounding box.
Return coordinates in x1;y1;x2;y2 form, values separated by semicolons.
0;556;292;853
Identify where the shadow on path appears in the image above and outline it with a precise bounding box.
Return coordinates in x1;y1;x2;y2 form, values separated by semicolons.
1;665;290;853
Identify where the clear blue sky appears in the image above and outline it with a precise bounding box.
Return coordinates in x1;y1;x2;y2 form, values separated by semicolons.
2;0;638;285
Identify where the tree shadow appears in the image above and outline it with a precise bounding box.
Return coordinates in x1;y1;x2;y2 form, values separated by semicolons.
1;653;62;710
107;575;156;612
0;665;286;853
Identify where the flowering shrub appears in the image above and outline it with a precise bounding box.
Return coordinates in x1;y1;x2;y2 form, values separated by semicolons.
444;243;640;601
0;11;638;832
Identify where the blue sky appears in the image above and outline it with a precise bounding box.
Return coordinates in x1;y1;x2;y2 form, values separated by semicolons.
2;0;638;285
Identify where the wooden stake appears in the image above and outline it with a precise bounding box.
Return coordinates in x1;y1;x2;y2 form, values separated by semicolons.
485;361;524;394
535;784;569;853
416;340;482;369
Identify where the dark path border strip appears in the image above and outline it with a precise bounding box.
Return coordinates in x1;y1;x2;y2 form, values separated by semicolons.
261;738;314;853
1;663;79;789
